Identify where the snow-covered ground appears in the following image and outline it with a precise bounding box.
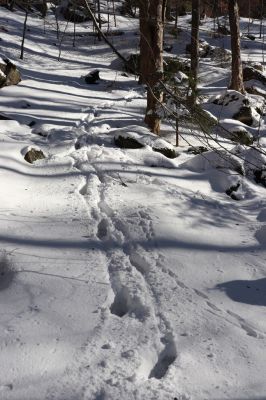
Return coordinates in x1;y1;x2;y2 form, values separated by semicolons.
0;5;266;400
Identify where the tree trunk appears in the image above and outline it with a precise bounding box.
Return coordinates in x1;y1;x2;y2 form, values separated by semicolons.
20;8;28;60
189;0;200;106
228;0;245;93
139;0;165;134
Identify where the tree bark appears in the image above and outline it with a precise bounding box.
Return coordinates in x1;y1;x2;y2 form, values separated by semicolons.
228;0;245;93
20;8;28;60
189;0;200;106
139;0;165;134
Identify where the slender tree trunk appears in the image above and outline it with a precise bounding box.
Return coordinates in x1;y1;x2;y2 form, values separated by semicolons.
259;0;263;39
112;0;116;27
139;0;165;134
20;7;29;60
174;0;179;28
189;0;200;106
228;0;245;93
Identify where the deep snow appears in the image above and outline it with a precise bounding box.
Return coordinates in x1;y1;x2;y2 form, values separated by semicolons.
0;4;266;400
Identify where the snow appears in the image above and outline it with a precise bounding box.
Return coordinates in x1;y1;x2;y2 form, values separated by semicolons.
0;5;266;400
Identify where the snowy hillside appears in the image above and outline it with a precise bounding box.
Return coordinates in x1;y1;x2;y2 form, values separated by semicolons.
0;4;265;400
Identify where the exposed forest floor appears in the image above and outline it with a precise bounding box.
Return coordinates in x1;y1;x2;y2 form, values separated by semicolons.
0;4;266;400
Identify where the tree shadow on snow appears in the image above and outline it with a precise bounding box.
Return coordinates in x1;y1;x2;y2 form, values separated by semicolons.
216;278;266;306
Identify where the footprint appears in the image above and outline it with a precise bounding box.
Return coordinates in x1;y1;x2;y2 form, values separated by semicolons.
97;219;109;240
148;334;177;380
110;286;149;321
227;310;263;339
194;289;209;300
206;301;221;312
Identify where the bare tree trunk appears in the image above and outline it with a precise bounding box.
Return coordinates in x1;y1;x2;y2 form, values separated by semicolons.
228;0;245;93
259;0;263;39
20;7;29;60
189;0;200;106
139;0;165;134
174;0;179;28
112;0;116;27
97;0;102;40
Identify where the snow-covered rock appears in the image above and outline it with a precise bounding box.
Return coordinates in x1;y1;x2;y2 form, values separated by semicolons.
0;57;21;88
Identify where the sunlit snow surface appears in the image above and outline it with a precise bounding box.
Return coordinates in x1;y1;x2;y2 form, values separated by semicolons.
0;5;266;400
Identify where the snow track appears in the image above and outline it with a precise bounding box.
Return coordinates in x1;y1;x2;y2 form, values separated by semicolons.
1;7;266;399
59;107;181;398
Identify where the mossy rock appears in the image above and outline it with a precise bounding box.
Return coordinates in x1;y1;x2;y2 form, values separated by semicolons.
243;66;266;84
24;148;45;164
164;56;190;75
114;135;144;149
231;129;254;145
187;146;208;155
0;58;21;88
152;147;177;159
124;54;190;77
233;106;253;126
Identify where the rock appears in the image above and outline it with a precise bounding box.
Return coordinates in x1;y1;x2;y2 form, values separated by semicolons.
114;135;144;149
254;168;266;187
163;44;173;53
0;58;21;88
84;70;100;84
233;106;254;126
213;90;261;127
186;40;209;58
124;54;190;76
164;56;190;75
152;147;177;159
243;66;266;84
229;126;254;145
62;2;91;23
245;85;266;99
226;182;241;200
24;148;45;164
186;41;231;62
217;25;230;35
187;146;208;155
246;34;256;41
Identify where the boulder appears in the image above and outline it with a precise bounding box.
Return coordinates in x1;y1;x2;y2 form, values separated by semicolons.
124;53;190;76
186;41;231;62
254;168;266;187
153;147;177;159
0;58;21;88
217;25;230;35
233;106;254;127
24;148;45;164
187;146;208;155
230;126;254;145
243;66;266;84
114;135;144;149
84;70;100;84
225;182;241;200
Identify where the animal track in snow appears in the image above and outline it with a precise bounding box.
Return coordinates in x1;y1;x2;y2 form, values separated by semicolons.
148;334;177;380
110;286;149;321
97;219;109;240
227;310;264;339
193;289;209;300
